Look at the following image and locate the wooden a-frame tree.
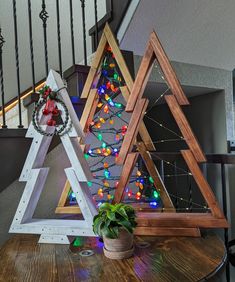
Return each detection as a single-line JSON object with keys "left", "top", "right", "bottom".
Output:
{"left": 9, "top": 70, "right": 97, "bottom": 244}
{"left": 55, "top": 23, "right": 175, "bottom": 215}
{"left": 115, "top": 30, "right": 228, "bottom": 236}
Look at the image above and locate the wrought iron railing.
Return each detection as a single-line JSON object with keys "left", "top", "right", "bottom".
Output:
{"left": 0, "top": 0, "right": 106, "bottom": 129}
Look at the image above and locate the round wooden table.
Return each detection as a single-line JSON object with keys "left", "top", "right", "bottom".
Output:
{"left": 0, "top": 234, "right": 226, "bottom": 281}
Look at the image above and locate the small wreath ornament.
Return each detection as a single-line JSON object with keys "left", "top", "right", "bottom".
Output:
{"left": 32, "top": 85, "right": 71, "bottom": 136}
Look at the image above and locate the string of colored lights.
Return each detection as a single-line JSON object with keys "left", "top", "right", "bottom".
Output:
{"left": 80, "top": 45, "right": 161, "bottom": 205}
{"left": 68, "top": 48, "right": 209, "bottom": 212}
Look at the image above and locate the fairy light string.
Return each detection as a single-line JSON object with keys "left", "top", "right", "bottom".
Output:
{"left": 68, "top": 49, "right": 209, "bottom": 212}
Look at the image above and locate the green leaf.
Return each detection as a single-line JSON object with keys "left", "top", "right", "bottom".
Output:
{"left": 119, "top": 220, "right": 133, "bottom": 234}
{"left": 107, "top": 211, "right": 116, "bottom": 221}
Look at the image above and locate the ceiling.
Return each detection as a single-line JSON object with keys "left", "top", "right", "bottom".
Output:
{"left": 121, "top": 0, "right": 235, "bottom": 71}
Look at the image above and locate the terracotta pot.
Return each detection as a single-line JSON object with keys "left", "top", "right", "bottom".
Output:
{"left": 103, "top": 229, "right": 134, "bottom": 259}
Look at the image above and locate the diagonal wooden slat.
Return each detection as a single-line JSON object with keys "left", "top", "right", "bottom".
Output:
{"left": 165, "top": 95, "right": 206, "bottom": 163}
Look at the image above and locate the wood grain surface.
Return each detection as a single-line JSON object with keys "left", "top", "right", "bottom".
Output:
{"left": 0, "top": 234, "right": 226, "bottom": 282}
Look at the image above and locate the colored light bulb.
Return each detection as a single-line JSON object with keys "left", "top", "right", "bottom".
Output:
{"left": 87, "top": 181, "right": 92, "bottom": 187}
{"left": 149, "top": 176, "right": 154, "bottom": 184}
{"left": 113, "top": 73, "right": 118, "bottom": 80}
{"left": 100, "top": 117, "right": 105, "bottom": 123}
{"left": 102, "top": 142, "right": 106, "bottom": 148}
{"left": 104, "top": 105, "right": 109, "bottom": 113}
{"left": 97, "top": 133, "right": 103, "bottom": 141}
{"left": 136, "top": 170, "right": 141, "bottom": 177}
{"left": 103, "top": 162, "right": 109, "bottom": 169}
{"left": 104, "top": 169, "right": 110, "bottom": 179}
{"left": 109, "top": 119, "right": 114, "bottom": 124}
{"left": 107, "top": 194, "right": 111, "bottom": 200}
{"left": 115, "top": 103, "right": 122, "bottom": 109}
{"left": 153, "top": 191, "right": 159, "bottom": 199}
{"left": 84, "top": 153, "right": 89, "bottom": 160}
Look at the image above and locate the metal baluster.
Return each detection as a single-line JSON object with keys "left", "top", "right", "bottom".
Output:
{"left": 12, "top": 0, "right": 23, "bottom": 128}
{"left": 28, "top": 0, "right": 35, "bottom": 93}
{"left": 56, "top": 0, "right": 62, "bottom": 75}
{"left": 174, "top": 160, "right": 179, "bottom": 209}
{"left": 221, "top": 163, "right": 230, "bottom": 282}
{"left": 69, "top": 0, "right": 75, "bottom": 65}
{"left": 94, "top": 0, "right": 98, "bottom": 49}
{"left": 39, "top": 0, "right": 49, "bottom": 76}
{"left": 0, "top": 27, "right": 7, "bottom": 128}
{"left": 80, "top": 0, "right": 87, "bottom": 65}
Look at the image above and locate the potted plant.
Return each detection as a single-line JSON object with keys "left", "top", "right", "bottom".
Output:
{"left": 93, "top": 202, "right": 137, "bottom": 259}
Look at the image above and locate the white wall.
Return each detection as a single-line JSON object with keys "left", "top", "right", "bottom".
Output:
{"left": 121, "top": 0, "right": 235, "bottom": 71}
{"left": 0, "top": 0, "right": 106, "bottom": 103}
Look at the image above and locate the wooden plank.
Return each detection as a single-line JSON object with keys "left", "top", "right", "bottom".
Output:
{"left": 181, "top": 150, "right": 225, "bottom": 219}
{"left": 60, "top": 134, "right": 93, "bottom": 181}
{"left": 81, "top": 32, "right": 107, "bottom": 98}
{"left": 116, "top": 98, "right": 149, "bottom": 165}
{"left": 55, "top": 206, "right": 81, "bottom": 214}
{"left": 19, "top": 128, "right": 54, "bottom": 181}
{"left": 136, "top": 212, "right": 229, "bottom": 228}
{"left": 125, "top": 42, "right": 155, "bottom": 112}
{"left": 113, "top": 153, "right": 139, "bottom": 203}
{"left": 57, "top": 180, "right": 71, "bottom": 208}
{"left": 80, "top": 89, "right": 99, "bottom": 133}
{"left": 134, "top": 227, "right": 201, "bottom": 237}
{"left": 137, "top": 142, "right": 175, "bottom": 211}
{"left": 48, "top": 70, "right": 85, "bottom": 138}
{"left": 165, "top": 95, "right": 206, "bottom": 163}
{"left": 150, "top": 31, "right": 189, "bottom": 106}
{"left": 120, "top": 86, "right": 155, "bottom": 151}
{"left": 104, "top": 23, "right": 133, "bottom": 91}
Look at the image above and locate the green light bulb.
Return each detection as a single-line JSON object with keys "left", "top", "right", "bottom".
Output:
{"left": 113, "top": 73, "right": 118, "bottom": 80}
{"left": 98, "top": 133, "right": 103, "bottom": 141}
{"left": 87, "top": 181, "right": 92, "bottom": 187}
{"left": 149, "top": 176, "right": 154, "bottom": 184}
{"left": 84, "top": 153, "right": 89, "bottom": 160}
{"left": 102, "top": 142, "right": 106, "bottom": 148}
{"left": 153, "top": 191, "right": 159, "bottom": 199}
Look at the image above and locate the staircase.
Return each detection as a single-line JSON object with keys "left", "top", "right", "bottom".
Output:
{"left": 0, "top": 0, "right": 134, "bottom": 193}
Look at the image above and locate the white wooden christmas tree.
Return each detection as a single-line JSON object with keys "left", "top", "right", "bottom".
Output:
{"left": 9, "top": 70, "right": 97, "bottom": 244}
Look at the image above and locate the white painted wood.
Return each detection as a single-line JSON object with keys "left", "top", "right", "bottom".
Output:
{"left": 19, "top": 128, "right": 54, "bottom": 181}
{"left": 61, "top": 134, "right": 93, "bottom": 181}
{"left": 39, "top": 235, "right": 70, "bottom": 244}
{"left": 65, "top": 168, "right": 97, "bottom": 224}
{"left": 48, "top": 70, "right": 85, "bottom": 138}
{"left": 10, "top": 70, "right": 97, "bottom": 244}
